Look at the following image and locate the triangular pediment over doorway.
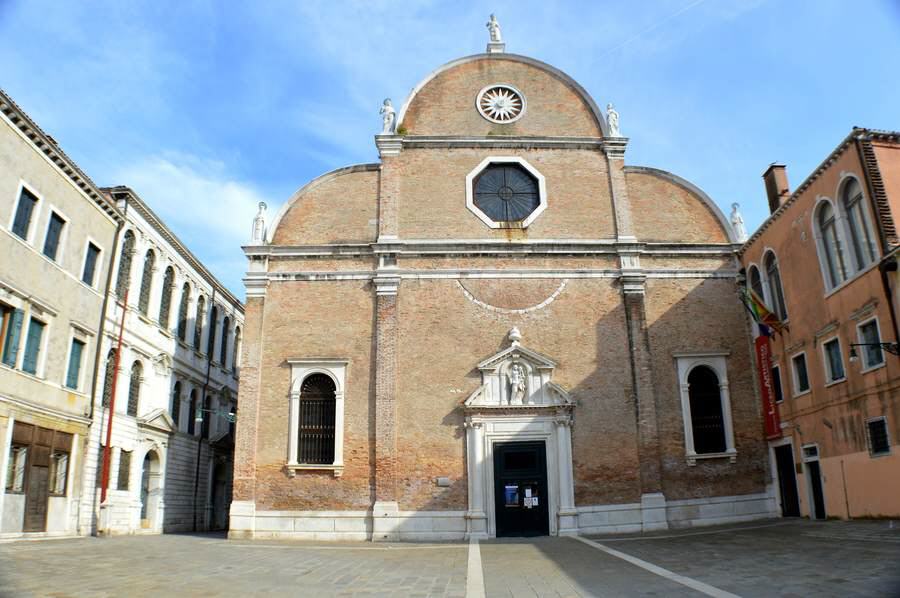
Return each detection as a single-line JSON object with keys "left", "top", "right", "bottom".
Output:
{"left": 465, "top": 328, "right": 573, "bottom": 410}
{"left": 138, "top": 408, "right": 176, "bottom": 435}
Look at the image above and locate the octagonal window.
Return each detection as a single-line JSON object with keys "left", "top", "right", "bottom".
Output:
{"left": 465, "top": 157, "right": 547, "bottom": 229}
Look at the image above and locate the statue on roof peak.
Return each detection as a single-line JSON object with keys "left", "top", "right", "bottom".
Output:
{"left": 486, "top": 14, "right": 502, "bottom": 43}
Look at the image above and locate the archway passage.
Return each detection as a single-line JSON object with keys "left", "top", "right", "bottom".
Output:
{"left": 140, "top": 450, "right": 161, "bottom": 529}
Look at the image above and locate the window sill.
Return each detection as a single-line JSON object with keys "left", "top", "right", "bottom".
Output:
{"left": 859, "top": 361, "right": 887, "bottom": 375}
{"left": 792, "top": 389, "right": 811, "bottom": 399}
{"left": 823, "top": 260, "right": 881, "bottom": 299}
{"left": 285, "top": 463, "right": 344, "bottom": 478}
{"left": 824, "top": 377, "right": 847, "bottom": 388}
{"left": 869, "top": 450, "right": 892, "bottom": 459}
{"left": 686, "top": 451, "right": 737, "bottom": 466}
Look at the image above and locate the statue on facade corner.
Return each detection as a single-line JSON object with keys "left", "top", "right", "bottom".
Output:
{"left": 486, "top": 14, "right": 502, "bottom": 43}
{"left": 251, "top": 201, "right": 268, "bottom": 244}
{"left": 606, "top": 103, "right": 621, "bottom": 137}
{"left": 380, "top": 98, "right": 396, "bottom": 134}
{"left": 730, "top": 202, "right": 748, "bottom": 242}
{"left": 508, "top": 363, "right": 526, "bottom": 404}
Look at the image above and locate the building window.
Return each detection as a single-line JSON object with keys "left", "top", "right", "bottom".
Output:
{"left": 675, "top": 355, "right": 735, "bottom": 463}
{"left": 117, "top": 450, "right": 131, "bottom": 490}
{"left": 763, "top": 251, "right": 788, "bottom": 321}
{"left": 171, "top": 381, "right": 182, "bottom": 428}
{"left": 207, "top": 304, "right": 218, "bottom": 357}
{"left": 201, "top": 394, "right": 212, "bottom": 439}
{"left": 771, "top": 364, "right": 784, "bottom": 403}
{"left": 127, "top": 361, "right": 142, "bottom": 417}
{"left": 158, "top": 266, "right": 175, "bottom": 329}
{"left": 138, "top": 250, "right": 155, "bottom": 316}
{"left": 857, "top": 318, "right": 885, "bottom": 370}
{"left": 188, "top": 390, "right": 198, "bottom": 435}
{"left": 866, "top": 417, "right": 891, "bottom": 456}
{"left": 65, "top": 337, "right": 86, "bottom": 390}
{"left": 792, "top": 352, "right": 810, "bottom": 395}
{"left": 82, "top": 242, "right": 101, "bottom": 286}
{"left": 42, "top": 211, "right": 66, "bottom": 261}
{"left": 194, "top": 296, "right": 205, "bottom": 351}
{"left": 21, "top": 317, "right": 45, "bottom": 375}
{"left": 102, "top": 348, "right": 117, "bottom": 407}
{"left": 748, "top": 265, "right": 764, "bottom": 301}
{"left": 49, "top": 451, "right": 69, "bottom": 495}
{"left": 232, "top": 327, "right": 241, "bottom": 374}
{"left": 297, "top": 374, "right": 336, "bottom": 464}
{"left": 5, "top": 445, "right": 27, "bottom": 492}
{"left": 115, "top": 230, "right": 135, "bottom": 300}
{"left": 177, "top": 283, "right": 190, "bottom": 341}
{"left": 841, "top": 178, "right": 877, "bottom": 271}
{"left": 816, "top": 201, "right": 848, "bottom": 289}
{"left": 11, "top": 187, "right": 38, "bottom": 241}
{"left": 822, "top": 338, "right": 845, "bottom": 384}
{"left": 465, "top": 157, "right": 548, "bottom": 229}
{"left": 220, "top": 316, "right": 230, "bottom": 366}
{"left": 1, "top": 305, "right": 24, "bottom": 368}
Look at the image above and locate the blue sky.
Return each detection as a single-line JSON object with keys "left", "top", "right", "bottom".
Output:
{"left": 1, "top": 1, "right": 899, "bottom": 297}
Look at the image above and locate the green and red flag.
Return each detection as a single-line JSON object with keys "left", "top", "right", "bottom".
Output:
{"left": 741, "top": 287, "right": 787, "bottom": 334}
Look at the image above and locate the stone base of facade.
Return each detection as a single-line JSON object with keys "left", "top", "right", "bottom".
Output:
{"left": 229, "top": 493, "right": 777, "bottom": 541}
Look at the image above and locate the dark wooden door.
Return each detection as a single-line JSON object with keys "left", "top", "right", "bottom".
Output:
{"left": 774, "top": 445, "right": 800, "bottom": 517}
{"left": 24, "top": 456, "right": 49, "bottom": 533}
{"left": 493, "top": 442, "right": 549, "bottom": 537}
{"left": 807, "top": 461, "right": 826, "bottom": 520}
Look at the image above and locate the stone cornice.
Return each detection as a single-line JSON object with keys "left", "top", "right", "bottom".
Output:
{"left": 400, "top": 135, "right": 606, "bottom": 151}
{"left": 0, "top": 88, "right": 121, "bottom": 222}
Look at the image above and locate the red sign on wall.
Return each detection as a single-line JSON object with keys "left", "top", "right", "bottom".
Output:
{"left": 755, "top": 335, "right": 781, "bottom": 439}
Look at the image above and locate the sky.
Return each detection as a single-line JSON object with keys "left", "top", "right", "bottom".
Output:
{"left": 1, "top": 0, "right": 899, "bottom": 298}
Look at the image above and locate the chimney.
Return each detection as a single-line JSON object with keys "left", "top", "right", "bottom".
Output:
{"left": 762, "top": 163, "right": 790, "bottom": 214}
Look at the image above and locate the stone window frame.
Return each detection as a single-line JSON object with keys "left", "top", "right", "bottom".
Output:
{"left": 674, "top": 352, "right": 737, "bottom": 466}
{"left": 465, "top": 156, "right": 547, "bottom": 229}
{"left": 820, "top": 335, "right": 846, "bottom": 386}
{"left": 865, "top": 416, "right": 891, "bottom": 457}
{"left": 790, "top": 350, "right": 811, "bottom": 397}
{"left": 771, "top": 363, "right": 784, "bottom": 404}
{"left": 836, "top": 173, "right": 879, "bottom": 273}
{"left": 8, "top": 180, "right": 43, "bottom": 245}
{"left": 40, "top": 204, "right": 70, "bottom": 264}
{"left": 79, "top": 237, "right": 104, "bottom": 289}
{"left": 856, "top": 316, "right": 887, "bottom": 373}
{"left": 285, "top": 359, "right": 347, "bottom": 477}
{"left": 63, "top": 325, "right": 91, "bottom": 393}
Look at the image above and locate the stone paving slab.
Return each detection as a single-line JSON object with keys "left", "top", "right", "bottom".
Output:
{"left": 589, "top": 520, "right": 900, "bottom": 598}
{"left": 479, "top": 537, "right": 698, "bottom": 597}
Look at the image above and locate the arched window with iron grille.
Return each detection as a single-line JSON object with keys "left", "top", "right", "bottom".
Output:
{"left": 102, "top": 349, "right": 117, "bottom": 407}
{"left": 159, "top": 266, "right": 175, "bottom": 329}
{"left": 171, "top": 381, "right": 182, "bottom": 428}
{"left": 688, "top": 366, "right": 726, "bottom": 454}
{"left": 220, "top": 316, "right": 230, "bottom": 366}
{"left": 127, "top": 361, "right": 142, "bottom": 417}
{"left": 194, "top": 296, "right": 205, "bottom": 350}
{"left": 297, "top": 373, "right": 336, "bottom": 464}
{"left": 177, "top": 283, "right": 190, "bottom": 341}
{"left": 138, "top": 250, "right": 156, "bottom": 316}
{"left": 115, "top": 231, "right": 135, "bottom": 300}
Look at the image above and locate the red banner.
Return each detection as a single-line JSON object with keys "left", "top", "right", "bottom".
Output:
{"left": 755, "top": 335, "right": 781, "bottom": 439}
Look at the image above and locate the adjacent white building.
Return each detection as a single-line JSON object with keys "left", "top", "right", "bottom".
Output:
{"left": 82, "top": 186, "right": 244, "bottom": 535}
{"left": 0, "top": 89, "right": 121, "bottom": 538}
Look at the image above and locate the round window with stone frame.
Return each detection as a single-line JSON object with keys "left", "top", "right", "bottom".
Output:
{"left": 473, "top": 163, "right": 540, "bottom": 224}
{"left": 476, "top": 84, "right": 526, "bottom": 124}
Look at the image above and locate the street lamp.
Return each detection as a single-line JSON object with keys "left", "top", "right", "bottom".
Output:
{"left": 848, "top": 342, "right": 900, "bottom": 363}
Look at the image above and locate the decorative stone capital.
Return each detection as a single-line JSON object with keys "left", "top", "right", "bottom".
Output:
{"left": 603, "top": 137, "right": 629, "bottom": 159}
{"left": 375, "top": 135, "right": 402, "bottom": 157}
{"left": 464, "top": 419, "right": 484, "bottom": 429}
{"left": 373, "top": 273, "right": 401, "bottom": 296}
{"left": 244, "top": 274, "right": 269, "bottom": 299}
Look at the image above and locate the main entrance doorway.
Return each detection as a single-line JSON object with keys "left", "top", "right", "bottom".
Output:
{"left": 773, "top": 444, "right": 800, "bottom": 517}
{"left": 493, "top": 442, "right": 549, "bottom": 537}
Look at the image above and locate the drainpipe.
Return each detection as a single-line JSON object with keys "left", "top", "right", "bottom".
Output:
{"left": 193, "top": 287, "right": 216, "bottom": 532}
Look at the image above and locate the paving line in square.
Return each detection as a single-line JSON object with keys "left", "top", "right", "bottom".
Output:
{"left": 572, "top": 535, "right": 740, "bottom": 598}
{"left": 466, "top": 537, "right": 485, "bottom": 598}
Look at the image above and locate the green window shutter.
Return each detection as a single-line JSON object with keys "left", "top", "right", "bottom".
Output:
{"left": 21, "top": 319, "right": 45, "bottom": 375}
{"left": 11, "top": 191, "right": 37, "bottom": 239}
{"left": 2, "top": 309, "right": 24, "bottom": 367}
{"left": 66, "top": 339, "right": 85, "bottom": 389}
{"left": 42, "top": 213, "right": 65, "bottom": 260}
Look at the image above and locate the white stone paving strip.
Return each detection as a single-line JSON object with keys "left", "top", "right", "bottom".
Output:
{"left": 600, "top": 521, "right": 791, "bottom": 542}
{"left": 573, "top": 536, "right": 741, "bottom": 598}
{"left": 466, "top": 537, "right": 486, "bottom": 598}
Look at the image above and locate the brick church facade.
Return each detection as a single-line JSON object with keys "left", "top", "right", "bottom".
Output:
{"left": 230, "top": 41, "right": 776, "bottom": 540}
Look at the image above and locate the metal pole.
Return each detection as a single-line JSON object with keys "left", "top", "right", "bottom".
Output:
{"left": 193, "top": 287, "right": 216, "bottom": 532}
{"left": 99, "top": 287, "right": 129, "bottom": 505}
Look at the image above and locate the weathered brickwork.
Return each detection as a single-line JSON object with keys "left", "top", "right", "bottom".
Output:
{"left": 232, "top": 51, "right": 772, "bottom": 540}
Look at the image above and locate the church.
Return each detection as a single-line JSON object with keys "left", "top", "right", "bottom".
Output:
{"left": 230, "top": 23, "right": 775, "bottom": 540}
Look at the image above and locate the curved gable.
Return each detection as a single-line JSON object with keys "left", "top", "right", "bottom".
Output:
{"left": 270, "top": 164, "right": 380, "bottom": 245}
{"left": 398, "top": 54, "right": 606, "bottom": 138}
{"left": 624, "top": 166, "right": 733, "bottom": 244}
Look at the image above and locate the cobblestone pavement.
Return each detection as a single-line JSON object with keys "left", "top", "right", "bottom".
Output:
{"left": 0, "top": 520, "right": 898, "bottom": 597}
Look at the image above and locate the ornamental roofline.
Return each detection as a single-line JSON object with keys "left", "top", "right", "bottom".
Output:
{"left": 738, "top": 127, "right": 900, "bottom": 255}
{"left": 103, "top": 185, "right": 244, "bottom": 312}
{"left": 0, "top": 88, "right": 121, "bottom": 222}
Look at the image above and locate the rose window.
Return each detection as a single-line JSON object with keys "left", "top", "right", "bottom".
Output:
{"left": 476, "top": 84, "right": 525, "bottom": 124}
